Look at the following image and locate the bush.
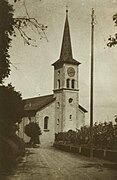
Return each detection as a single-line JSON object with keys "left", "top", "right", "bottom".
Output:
{"left": 24, "top": 122, "right": 42, "bottom": 138}
{"left": 55, "top": 122, "right": 117, "bottom": 150}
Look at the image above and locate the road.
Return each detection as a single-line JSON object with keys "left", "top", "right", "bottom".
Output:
{"left": 0, "top": 145, "right": 117, "bottom": 180}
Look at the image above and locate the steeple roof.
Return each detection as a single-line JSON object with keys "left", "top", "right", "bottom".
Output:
{"left": 52, "top": 10, "right": 81, "bottom": 68}
{"left": 60, "top": 9, "right": 72, "bottom": 61}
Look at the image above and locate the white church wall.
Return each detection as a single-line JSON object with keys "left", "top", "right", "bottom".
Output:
{"left": 54, "top": 91, "right": 64, "bottom": 133}
{"left": 63, "top": 90, "right": 79, "bottom": 131}
{"left": 36, "top": 101, "right": 55, "bottom": 144}
{"left": 54, "top": 65, "right": 65, "bottom": 89}
{"left": 78, "top": 109, "right": 85, "bottom": 129}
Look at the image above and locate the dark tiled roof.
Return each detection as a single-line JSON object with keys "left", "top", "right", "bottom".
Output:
{"left": 23, "top": 110, "right": 36, "bottom": 117}
{"left": 23, "top": 94, "right": 87, "bottom": 114}
{"left": 23, "top": 94, "right": 56, "bottom": 112}
{"left": 52, "top": 58, "right": 81, "bottom": 68}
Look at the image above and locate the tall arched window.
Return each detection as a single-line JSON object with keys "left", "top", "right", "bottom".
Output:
{"left": 71, "top": 79, "right": 75, "bottom": 89}
{"left": 44, "top": 116, "right": 49, "bottom": 129}
{"left": 57, "top": 79, "right": 60, "bottom": 88}
{"left": 66, "top": 79, "right": 70, "bottom": 88}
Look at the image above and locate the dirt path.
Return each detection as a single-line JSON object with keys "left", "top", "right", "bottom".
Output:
{"left": 0, "top": 145, "right": 117, "bottom": 180}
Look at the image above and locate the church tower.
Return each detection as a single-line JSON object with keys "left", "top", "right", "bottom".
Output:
{"left": 52, "top": 10, "right": 81, "bottom": 133}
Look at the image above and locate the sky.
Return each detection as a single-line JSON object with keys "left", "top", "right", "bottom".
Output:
{"left": 7, "top": 0, "right": 117, "bottom": 124}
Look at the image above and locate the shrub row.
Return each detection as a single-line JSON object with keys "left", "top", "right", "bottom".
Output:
{"left": 55, "top": 122, "right": 117, "bottom": 150}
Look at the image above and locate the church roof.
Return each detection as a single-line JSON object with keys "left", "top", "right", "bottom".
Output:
{"left": 79, "top": 105, "right": 88, "bottom": 113}
{"left": 52, "top": 10, "right": 81, "bottom": 68}
{"left": 23, "top": 94, "right": 56, "bottom": 112}
{"left": 23, "top": 94, "right": 87, "bottom": 116}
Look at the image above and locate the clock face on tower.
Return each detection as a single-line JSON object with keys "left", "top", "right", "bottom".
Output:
{"left": 67, "top": 67, "right": 75, "bottom": 77}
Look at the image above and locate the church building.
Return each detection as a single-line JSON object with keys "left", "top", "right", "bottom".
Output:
{"left": 19, "top": 10, "right": 87, "bottom": 144}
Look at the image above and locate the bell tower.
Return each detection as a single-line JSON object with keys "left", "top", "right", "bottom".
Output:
{"left": 52, "top": 10, "right": 81, "bottom": 133}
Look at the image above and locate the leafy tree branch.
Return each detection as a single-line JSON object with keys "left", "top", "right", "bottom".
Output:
{"left": 107, "top": 13, "right": 117, "bottom": 47}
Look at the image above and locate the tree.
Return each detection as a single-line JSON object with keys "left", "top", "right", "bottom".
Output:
{"left": 0, "top": 84, "right": 24, "bottom": 126}
{"left": 0, "top": 1, "right": 24, "bottom": 128}
{"left": 0, "top": 0, "right": 47, "bottom": 83}
{"left": 0, "top": 0, "right": 46, "bottom": 165}
{"left": 0, "top": 1, "right": 24, "bottom": 138}
{"left": 0, "top": 0, "right": 15, "bottom": 84}
{"left": 0, "top": 0, "right": 47, "bottom": 128}
{"left": 13, "top": 1, "right": 48, "bottom": 46}
{"left": 24, "top": 122, "right": 42, "bottom": 146}
{"left": 107, "top": 13, "right": 117, "bottom": 47}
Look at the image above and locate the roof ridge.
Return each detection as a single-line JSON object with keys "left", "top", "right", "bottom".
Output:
{"left": 23, "top": 94, "right": 54, "bottom": 101}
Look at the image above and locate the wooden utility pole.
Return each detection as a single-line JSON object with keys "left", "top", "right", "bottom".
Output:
{"left": 90, "top": 8, "right": 95, "bottom": 158}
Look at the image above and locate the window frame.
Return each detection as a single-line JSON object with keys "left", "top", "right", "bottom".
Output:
{"left": 66, "top": 78, "right": 70, "bottom": 88}
{"left": 44, "top": 116, "right": 49, "bottom": 130}
{"left": 71, "top": 79, "right": 75, "bottom": 89}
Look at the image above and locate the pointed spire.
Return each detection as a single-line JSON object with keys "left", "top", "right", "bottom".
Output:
{"left": 52, "top": 9, "right": 81, "bottom": 68}
{"left": 60, "top": 9, "right": 73, "bottom": 60}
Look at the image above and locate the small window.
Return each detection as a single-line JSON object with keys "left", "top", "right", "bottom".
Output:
{"left": 57, "top": 79, "right": 60, "bottom": 88}
{"left": 69, "top": 114, "right": 72, "bottom": 120}
{"left": 44, "top": 116, "right": 49, "bottom": 129}
{"left": 66, "top": 79, "right": 70, "bottom": 88}
{"left": 57, "top": 102, "right": 60, "bottom": 109}
{"left": 58, "top": 71, "right": 60, "bottom": 75}
{"left": 57, "top": 119, "right": 59, "bottom": 125}
{"left": 69, "top": 98, "right": 73, "bottom": 103}
{"left": 71, "top": 79, "right": 75, "bottom": 89}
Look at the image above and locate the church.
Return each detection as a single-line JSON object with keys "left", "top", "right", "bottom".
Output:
{"left": 19, "top": 10, "right": 88, "bottom": 144}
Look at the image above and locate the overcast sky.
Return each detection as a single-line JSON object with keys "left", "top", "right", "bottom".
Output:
{"left": 7, "top": 0, "right": 117, "bottom": 124}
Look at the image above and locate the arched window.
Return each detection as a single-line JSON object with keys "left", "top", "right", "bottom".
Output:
{"left": 44, "top": 116, "right": 49, "bottom": 129}
{"left": 66, "top": 79, "right": 70, "bottom": 88}
{"left": 71, "top": 79, "right": 75, "bottom": 89}
{"left": 57, "top": 79, "right": 60, "bottom": 88}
